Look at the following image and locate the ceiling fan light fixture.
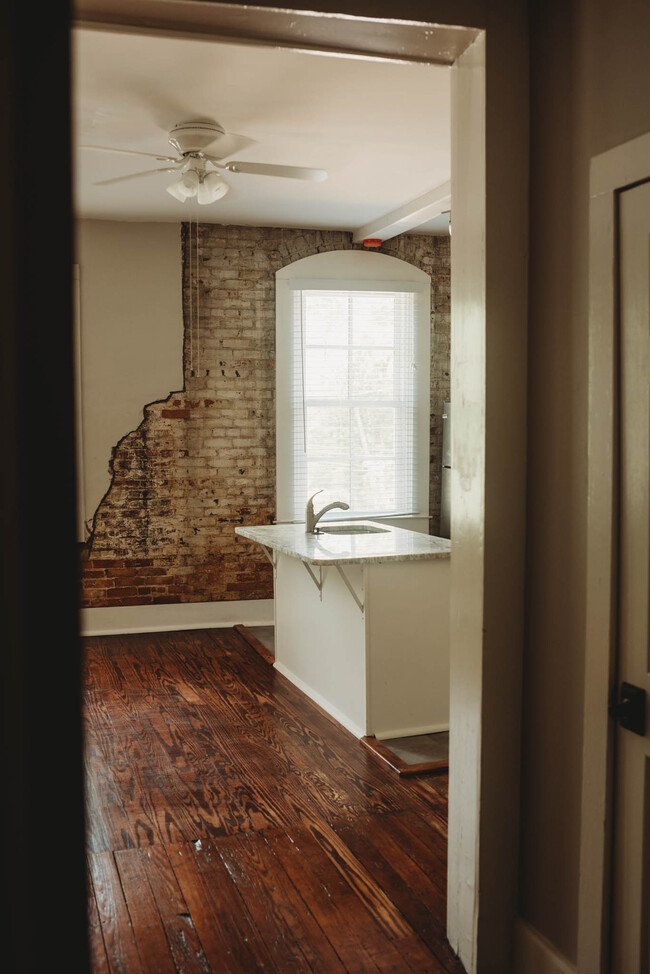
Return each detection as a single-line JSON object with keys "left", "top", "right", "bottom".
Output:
{"left": 89, "top": 119, "right": 327, "bottom": 204}
{"left": 166, "top": 180, "right": 188, "bottom": 202}
{"left": 166, "top": 170, "right": 199, "bottom": 202}
{"left": 197, "top": 171, "right": 229, "bottom": 205}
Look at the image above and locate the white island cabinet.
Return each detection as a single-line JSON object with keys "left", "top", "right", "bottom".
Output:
{"left": 235, "top": 522, "right": 451, "bottom": 741}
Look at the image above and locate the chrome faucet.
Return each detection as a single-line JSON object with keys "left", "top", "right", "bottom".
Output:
{"left": 305, "top": 490, "right": 350, "bottom": 533}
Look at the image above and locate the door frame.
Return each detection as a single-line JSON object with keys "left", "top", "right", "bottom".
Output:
{"left": 577, "top": 129, "right": 650, "bottom": 973}
{"left": 72, "top": 3, "right": 529, "bottom": 971}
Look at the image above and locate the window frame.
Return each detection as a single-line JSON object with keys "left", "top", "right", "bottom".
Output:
{"left": 276, "top": 250, "right": 430, "bottom": 524}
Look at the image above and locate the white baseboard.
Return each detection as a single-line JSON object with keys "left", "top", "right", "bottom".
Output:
{"left": 274, "top": 661, "right": 366, "bottom": 739}
{"left": 375, "top": 722, "right": 449, "bottom": 740}
{"left": 80, "top": 599, "right": 275, "bottom": 636}
{"left": 514, "top": 918, "right": 577, "bottom": 974}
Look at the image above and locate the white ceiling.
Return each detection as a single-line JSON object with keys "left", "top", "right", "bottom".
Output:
{"left": 72, "top": 28, "right": 451, "bottom": 235}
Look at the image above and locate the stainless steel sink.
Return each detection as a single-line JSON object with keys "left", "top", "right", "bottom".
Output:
{"left": 315, "top": 524, "right": 389, "bottom": 535}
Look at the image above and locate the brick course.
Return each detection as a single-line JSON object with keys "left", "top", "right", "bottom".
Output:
{"left": 80, "top": 225, "right": 450, "bottom": 608}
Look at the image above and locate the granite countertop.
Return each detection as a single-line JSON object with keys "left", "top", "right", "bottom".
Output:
{"left": 235, "top": 521, "right": 451, "bottom": 566}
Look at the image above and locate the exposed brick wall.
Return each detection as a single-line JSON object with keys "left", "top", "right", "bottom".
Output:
{"left": 80, "top": 225, "right": 450, "bottom": 608}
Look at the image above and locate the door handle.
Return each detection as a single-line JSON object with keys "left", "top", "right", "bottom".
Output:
{"left": 609, "top": 682, "right": 646, "bottom": 736}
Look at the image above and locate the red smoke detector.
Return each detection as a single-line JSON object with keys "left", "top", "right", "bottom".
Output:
{"left": 362, "top": 238, "right": 382, "bottom": 247}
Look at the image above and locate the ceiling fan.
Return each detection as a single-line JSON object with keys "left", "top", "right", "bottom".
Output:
{"left": 81, "top": 118, "right": 328, "bottom": 204}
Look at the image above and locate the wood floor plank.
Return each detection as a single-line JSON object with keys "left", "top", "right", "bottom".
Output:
{"left": 266, "top": 826, "right": 383, "bottom": 973}
{"left": 113, "top": 848, "right": 177, "bottom": 974}
{"left": 267, "top": 823, "right": 444, "bottom": 973}
{"left": 203, "top": 627, "right": 450, "bottom": 822}
{"left": 306, "top": 818, "right": 418, "bottom": 943}
{"left": 233, "top": 623, "right": 275, "bottom": 664}
{"left": 136, "top": 844, "right": 210, "bottom": 973}
{"left": 185, "top": 693, "right": 380, "bottom": 829}
{"left": 85, "top": 688, "right": 192, "bottom": 847}
{"left": 97, "top": 655, "right": 305, "bottom": 840}
{"left": 170, "top": 630, "right": 415, "bottom": 819}
{"left": 235, "top": 830, "right": 348, "bottom": 973}
{"left": 303, "top": 819, "right": 450, "bottom": 973}
{"left": 128, "top": 703, "right": 274, "bottom": 838}
{"left": 132, "top": 646, "right": 381, "bottom": 836}
{"left": 84, "top": 737, "right": 122, "bottom": 854}
{"left": 215, "top": 831, "right": 327, "bottom": 971}
{"left": 129, "top": 693, "right": 300, "bottom": 839}
{"left": 83, "top": 629, "right": 466, "bottom": 974}
{"left": 404, "top": 800, "right": 450, "bottom": 844}
{"left": 83, "top": 700, "right": 142, "bottom": 850}
{"left": 86, "top": 865, "right": 110, "bottom": 974}
{"left": 411, "top": 774, "right": 449, "bottom": 815}
{"left": 373, "top": 811, "right": 448, "bottom": 896}
{"left": 92, "top": 681, "right": 258, "bottom": 842}
{"left": 166, "top": 842, "right": 256, "bottom": 974}
{"left": 331, "top": 816, "right": 463, "bottom": 973}
{"left": 191, "top": 837, "right": 279, "bottom": 971}
{"left": 88, "top": 852, "right": 144, "bottom": 974}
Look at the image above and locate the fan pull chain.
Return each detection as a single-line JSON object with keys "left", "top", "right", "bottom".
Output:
{"left": 196, "top": 214, "right": 201, "bottom": 378}
{"left": 188, "top": 214, "right": 194, "bottom": 378}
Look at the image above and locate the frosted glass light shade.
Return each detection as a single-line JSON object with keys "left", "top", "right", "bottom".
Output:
{"left": 166, "top": 170, "right": 200, "bottom": 201}
{"left": 197, "top": 171, "right": 229, "bottom": 204}
{"left": 166, "top": 180, "right": 187, "bottom": 201}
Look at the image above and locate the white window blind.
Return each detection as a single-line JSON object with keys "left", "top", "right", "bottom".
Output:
{"left": 285, "top": 283, "right": 424, "bottom": 521}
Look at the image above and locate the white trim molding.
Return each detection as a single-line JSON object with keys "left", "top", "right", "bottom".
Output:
{"left": 578, "top": 129, "right": 650, "bottom": 974}
{"left": 275, "top": 249, "right": 431, "bottom": 526}
{"left": 80, "top": 598, "right": 274, "bottom": 636}
{"left": 514, "top": 919, "right": 577, "bottom": 974}
{"left": 375, "top": 722, "right": 449, "bottom": 740}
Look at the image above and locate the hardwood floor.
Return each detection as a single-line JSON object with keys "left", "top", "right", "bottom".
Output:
{"left": 83, "top": 627, "right": 465, "bottom": 973}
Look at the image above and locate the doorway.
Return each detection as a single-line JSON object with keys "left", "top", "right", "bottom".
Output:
{"left": 1, "top": 3, "right": 529, "bottom": 972}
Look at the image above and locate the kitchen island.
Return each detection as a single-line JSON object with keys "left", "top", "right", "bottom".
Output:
{"left": 235, "top": 521, "right": 451, "bottom": 740}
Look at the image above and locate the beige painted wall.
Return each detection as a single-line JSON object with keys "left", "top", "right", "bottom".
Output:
{"left": 521, "top": 0, "right": 650, "bottom": 962}
{"left": 74, "top": 220, "right": 184, "bottom": 527}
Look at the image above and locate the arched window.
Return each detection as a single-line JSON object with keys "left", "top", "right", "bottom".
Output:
{"left": 276, "top": 250, "right": 430, "bottom": 524}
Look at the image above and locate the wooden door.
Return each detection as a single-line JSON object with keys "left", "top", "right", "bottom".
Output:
{"left": 612, "top": 178, "right": 650, "bottom": 972}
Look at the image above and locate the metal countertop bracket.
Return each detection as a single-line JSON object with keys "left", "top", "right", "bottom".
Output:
{"left": 259, "top": 544, "right": 277, "bottom": 571}
{"left": 336, "top": 565, "right": 365, "bottom": 613}
{"left": 302, "top": 561, "right": 325, "bottom": 600}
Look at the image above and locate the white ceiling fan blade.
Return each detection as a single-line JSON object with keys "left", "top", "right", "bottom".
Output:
{"left": 223, "top": 161, "right": 327, "bottom": 182}
{"left": 80, "top": 145, "right": 179, "bottom": 163}
{"left": 199, "top": 132, "right": 256, "bottom": 160}
{"left": 93, "top": 167, "right": 178, "bottom": 186}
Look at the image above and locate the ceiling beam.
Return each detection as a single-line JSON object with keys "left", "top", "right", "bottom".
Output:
{"left": 74, "top": 2, "right": 480, "bottom": 65}
{"left": 352, "top": 180, "right": 451, "bottom": 243}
